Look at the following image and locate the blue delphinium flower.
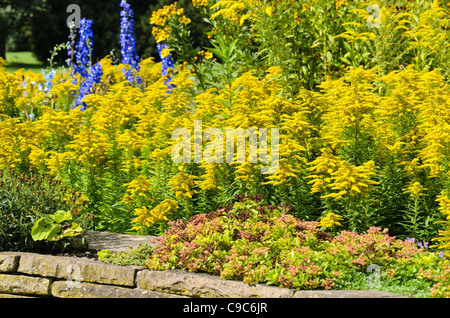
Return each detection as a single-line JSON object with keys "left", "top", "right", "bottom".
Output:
{"left": 21, "top": 81, "right": 28, "bottom": 97}
{"left": 156, "top": 42, "right": 176, "bottom": 93}
{"left": 40, "top": 69, "right": 56, "bottom": 94}
{"left": 74, "top": 62, "right": 103, "bottom": 111}
{"left": 120, "top": 0, "right": 141, "bottom": 83}
{"left": 73, "top": 18, "right": 93, "bottom": 80}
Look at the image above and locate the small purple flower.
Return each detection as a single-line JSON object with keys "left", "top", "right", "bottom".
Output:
{"left": 405, "top": 237, "right": 416, "bottom": 244}
{"left": 417, "top": 242, "right": 423, "bottom": 249}
{"left": 438, "top": 252, "right": 444, "bottom": 258}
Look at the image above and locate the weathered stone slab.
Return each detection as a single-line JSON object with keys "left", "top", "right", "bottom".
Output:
{"left": 0, "top": 293, "right": 36, "bottom": 298}
{"left": 18, "top": 254, "right": 137, "bottom": 286}
{"left": 136, "top": 269, "right": 298, "bottom": 298}
{"left": 0, "top": 254, "right": 20, "bottom": 273}
{"left": 84, "top": 231, "right": 159, "bottom": 253}
{"left": 136, "top": 269, "right": 407, "bottom": 298}
{"left": 51, "top": 281, "right": 189, "bottom": 298}
{"left": 0, "top": 274, "right": 51, "bottom": 296}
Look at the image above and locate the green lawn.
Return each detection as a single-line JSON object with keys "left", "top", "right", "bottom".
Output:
{"left": 5, "top": 51, "right": 43, "bottom": 74}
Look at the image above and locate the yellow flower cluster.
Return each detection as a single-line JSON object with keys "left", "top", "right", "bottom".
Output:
{"left": 432, "top": 193, "right": 450, "bottom": 257}
{"left": 293, "top": 12, "right": 301, "bottom": 25}
{"left": 168, "top": 171, "right": 198, "bottom": 199}
{"left": 210, "top": 1, "right": 247, "bottom": 22}
{"left": 1, "top": 28, "right": 449, "bottom": 242}
{"left": 196, "top": 50, "right": 213, "bottom": 61}
{"left": 0, "top": 117, "right": 40, "bottom": 169}
{"left": 403, "top": 2, "right": 449, "bottom": 55}
{"left": 335, "top": 0, "right": 347, "bottom": 9}
{"left": 0, "top": 72, "right": 28, "bottom": 117}
{"left": 309, "top": 149, "right": 379, "bottom": 201}
{"left": 67, "top": 126, "right": 110, "bottom": 167}
{"left": 150, "top": 2, "right": 191, "bottom": 43}
{"left": 192, "top": 0, "right": 210, "bottom": 7}
{"left": 198, "top": 162, "right": 220, "bottom": 191}
{"left": 122, "top": 175, "right": 153, "bottom": 206}
{"left": 132, "top": 199, "right": 178, "bottom": 231}
{"left": 404, "top": 181, "right": 427, "bottom": 198}
{"left": 319, "top": 212, "right": 343, "bottom": 228}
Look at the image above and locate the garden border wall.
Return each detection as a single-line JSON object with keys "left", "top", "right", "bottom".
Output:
{"left": 0, "top": 251, "right": 405, "bottom": 298}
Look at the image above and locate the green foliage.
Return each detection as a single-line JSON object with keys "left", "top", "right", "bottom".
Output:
{"left": 98, "top": 197, "right": 448, "bottom": 296}
{"left": 2, "top": 0, "right": 449, "bottom": 262}
{"left": 0, "top": 167, "right": 90, "bottom": 252}
{"left": 31, "top": 210, "right": 83, "bottom": 242}
{"left": 97, "top": 243, "right": 155, "bottom": 266}
{"left": 333, "top": 271, "right": 433, "bottom": 298}
{"left": 167, "top": 0, "right": 449, "bottom": 95}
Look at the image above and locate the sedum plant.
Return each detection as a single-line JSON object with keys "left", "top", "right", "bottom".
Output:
{"left": 99, "top": 196, "right": 448, "bottom": 297}
{"left": 143, "top": 196, "right": 447, "bottom": 295}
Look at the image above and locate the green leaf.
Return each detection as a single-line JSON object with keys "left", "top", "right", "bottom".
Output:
{"left": 326, "top": 51, "right": 333, "bottom": 63}
{"left": 50, "top": 223, "right": 83, "bottom": 241}
{"left": 340, "top": 56, "right": 351, "bottom": 65}
{"left": 31, "top": 218, "right": 61, "bottom": 241}
{"left": 51, "top": 210, "right": 72, "bottom": 224}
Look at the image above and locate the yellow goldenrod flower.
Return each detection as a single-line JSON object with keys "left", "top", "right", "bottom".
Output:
{"left": 168, "top": 172, "right": 198, "bottom": 199}
{"left": 431, "top": 193, "right": 450, "bottom": 257}
{"left": 404, "top": 181, "right": 427, "bottom": 198}
{"left": 132, "top": 199, "right": 178, "bottom": 231}
{"left": 122, "top": 175, "right": 153, "bottom": 207}
{"left": 335, "top": 0, "right": 347, "bottom": 9}
{"left": 265, "top": 6, "right": 274, "bottom": 17}
{"left": 319, "top": 213, "right": 344, "bottom": 228}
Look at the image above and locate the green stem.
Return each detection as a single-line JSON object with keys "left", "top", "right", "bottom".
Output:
{"left": 412, "top": 197, "right": 419, "bottom": 238}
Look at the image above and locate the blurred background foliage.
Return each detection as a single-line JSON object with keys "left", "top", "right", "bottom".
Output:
{"left": 0, "top": 0, "right": 210, "bottom": 65}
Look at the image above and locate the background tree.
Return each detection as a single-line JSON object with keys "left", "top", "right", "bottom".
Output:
{"left": 0, "top": 0, "right": 45, "bottom": 60}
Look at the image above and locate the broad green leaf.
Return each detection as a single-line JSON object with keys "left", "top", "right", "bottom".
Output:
{"left": 52, "top": 210, "right": 72, "bottom": 224}
{"left": 50, "top": 223, "right": 83, "bottom": 241}
{"left": 31, "top": 218, "right": 61, "bottom": 241}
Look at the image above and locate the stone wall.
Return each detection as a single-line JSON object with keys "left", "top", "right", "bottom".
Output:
{"left": 0, "top": 251, "right": 406, "bottom": 298}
